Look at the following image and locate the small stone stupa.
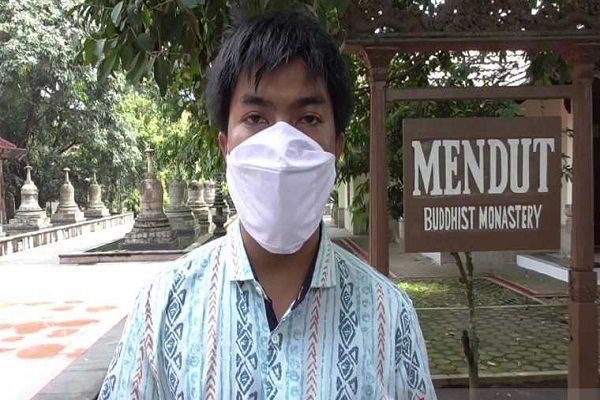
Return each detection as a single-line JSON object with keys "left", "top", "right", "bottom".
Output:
{"left": 187, "top": 180, "right": 211, "bottom": 235}
{"left": 210, "top": 174, "right": 228, "bottom": 239}
{"left": 8, "top": 166, "right": 51, "bottom": 233}
{"left": 204, "top": 180, "right": 216, "bottom": 227}
{"left": 124, "top": 149, "right": 177, "bottom": 250}
{"left": 204, "top": 180, "right": 216, "bottom": 207}
{"left": 165, "top": 173, "right": 200, "bottom": 246}
{"left": 50, "top": 167, "right": 85, "bottom": 224}
{"left": 84, "top": 172, "right": 110, "bottom": 219}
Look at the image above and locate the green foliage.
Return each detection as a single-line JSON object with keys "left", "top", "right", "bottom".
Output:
{"left": 528, "top": 51, "right": 571, "bottom": 85}
{"left": 0, "top": 0, "right": 143, "bottom": 209}
{"left": 75, "top": 0, "right": 557, "bottom": 225}
{"left": 339, "top": 52, "right": 520, "bottom": 222}
{"left": 75, "top": 0, "right": 349, "bottom": 176}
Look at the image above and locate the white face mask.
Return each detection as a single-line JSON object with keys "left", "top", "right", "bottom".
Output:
{"left": 226, "top": 122, "right": 336, "bottom": 254}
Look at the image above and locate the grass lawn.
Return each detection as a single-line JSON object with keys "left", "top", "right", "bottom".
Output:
{"left": 395, "top": 278, "right": 540, "bottom": 308}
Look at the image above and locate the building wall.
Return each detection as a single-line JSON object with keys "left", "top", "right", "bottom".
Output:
{"left": 335, "top": 175, "right": 368, "bottom": 235}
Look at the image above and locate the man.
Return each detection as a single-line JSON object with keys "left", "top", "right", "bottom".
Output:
{"left": 99, "top": 11, "right": 436, "bottom": 400}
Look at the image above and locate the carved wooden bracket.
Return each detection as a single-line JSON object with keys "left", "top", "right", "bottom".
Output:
{"left": 559, "top": 43, "right": 600, "bottom": 82}
{"left": 358, "top": 47, "right": 396, "bottom": 82}
{"left": 560, "top": 43, "right": 600, "bottom": 64}
{"left": 341, "top": 0, "right": 600, "bottom": 39}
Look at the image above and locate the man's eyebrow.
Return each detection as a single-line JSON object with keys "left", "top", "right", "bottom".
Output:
{"left": 240, "top": 94, "right": 275, "bottom": 109}
{"left": 293, "top": 95, "right": 327, "bottom": 108}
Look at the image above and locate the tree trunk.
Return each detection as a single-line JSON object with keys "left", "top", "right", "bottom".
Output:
{"left": 19, "top": 90, "right": 41, "bottom": 150}
{"left": 452, "top": 252, "right": 479, "bottom": 400}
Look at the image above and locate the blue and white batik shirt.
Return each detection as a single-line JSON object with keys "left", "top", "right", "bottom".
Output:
{"left": 99, "top": 220, "right": 437, "bottom": 400}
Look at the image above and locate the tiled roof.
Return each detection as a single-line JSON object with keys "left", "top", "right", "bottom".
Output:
{"left": 0, "top": 137, "right": 27, "bottom": 160}
{"left": 0, "top": 137, "right": 17, "bottom": 149}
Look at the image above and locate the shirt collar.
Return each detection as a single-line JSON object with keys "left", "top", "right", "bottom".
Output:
{"left": 225, "top": 219, "right": 337, "bottom": 288}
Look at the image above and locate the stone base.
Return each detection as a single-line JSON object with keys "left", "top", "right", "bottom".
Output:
{"left": 166, "top": 211, "right": 198, "bottom": 232}
{"left": 8, "top": 212, "right": 52, "bottom": 233}
{"left": 166, "top": 211, "right": 200, "bottom": 249}
{"left": 196, "top": 222, "right": 210, "bottom": 235}
{"left": 123, "top": 216, "right": 178, "bottom": 250}
{"left": 51, "top": 207, "right": 85, "bottom": 224}
{"left": 189, "top": 207, "right": 211, "bottom": 235}
{"left": 84, "top": 207, "right": 111, "bottom": 219}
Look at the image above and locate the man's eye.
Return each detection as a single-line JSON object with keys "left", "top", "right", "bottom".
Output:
{"left": 299, "top": 115, "right": 322, "bottom": 126}
{"left": 245, "top": 114, "right": 267, "bottom": 125}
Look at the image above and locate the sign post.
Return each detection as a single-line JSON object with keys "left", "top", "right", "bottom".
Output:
{"left": 403, "top": 117, "right": 562, "bottom": 253}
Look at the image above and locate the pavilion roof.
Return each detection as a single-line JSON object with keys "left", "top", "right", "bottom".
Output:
{"left": 0, "top": 137, "right": 27, "bottom": 161}
{"left": 341, "top": 0, "right": 600, "bottom": 52}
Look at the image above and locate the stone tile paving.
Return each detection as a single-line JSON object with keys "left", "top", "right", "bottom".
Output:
{"left": 418, "top": 305, "right": 572, "bottom": 377}
{"left": 330, "top": 232, "right": 583, "bottom": 380}
{"left": 0, "top": 227, "right": 166, "bottom": 400}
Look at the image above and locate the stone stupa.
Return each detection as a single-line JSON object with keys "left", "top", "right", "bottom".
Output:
{"left": 210, "top": 174, "right": 228, "bottom": 239}
{"left": 84, "top": 172, "right": 110, "bottom": 219}
{"left": 123, "top": 149, "right": 177, "bottom": 250}
{"left": 204, "top": 180, "right": 216, "bottom": 228}
{"left": 7, "top": 166, "right": 51, "bottom": 233}
{"left": 50, "top": 167, "right": 85, "bottom": 224}
{"left": 187, "top": 180, "right": 211, "bottom": 235}
{"left": 165, "top": 173, "right": 200, "bottom": 246}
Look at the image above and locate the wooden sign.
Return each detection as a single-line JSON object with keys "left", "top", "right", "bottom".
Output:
{"left": 403, "top": 117, "right": 562, "bottom": 253}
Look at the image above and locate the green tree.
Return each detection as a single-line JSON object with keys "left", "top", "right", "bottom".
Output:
{"left": 340, "top": 51, "right": 521, "bottom": 228}
{"left": 0, "top": 0, "right": 142, "bottom": 210}
{"left": 75, "top": 0, "right": 349, "bottom": 176}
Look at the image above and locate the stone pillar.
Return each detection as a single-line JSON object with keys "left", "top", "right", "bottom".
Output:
{"left": 84, "top": 172, "right": 110, "bottom": 219}
{"left": 188, "top": 180, "right": 210, "bottom": 235}
{"left": 124, "top": 149, "right": 177, "bottom": 250}
{"left": 165, "top": 177, "right": 200, "bottom": 246}
{"left": 360, "top": 48, "right": 395, "bottom": 276}
{"left": 211, "top": 174, "right": 228, "bottom": 239}
{"left": 204, "top": 180, "right": 216, "bottom": 228}
{"left": 204, "top": 180, "right": 216, "bottom": 207}
{"left": 50, "top": 167, "right": 85, "bottom": 224}
{"left": 8, "top": 166, "right": 51, "bottom": 233}
{"left": 561, "top": 43, "right": 600, "bottom": 394}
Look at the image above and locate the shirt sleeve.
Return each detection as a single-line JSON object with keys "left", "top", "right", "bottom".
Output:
{"left": 97, "top": 283, "right": 161, "bottom": 400}
{"left": 395, "top": 300, "right": 437, "bottom": 400}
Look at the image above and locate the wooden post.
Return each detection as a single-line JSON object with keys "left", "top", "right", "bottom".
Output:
{"left": 360, "top": 48, "right": 395, "bottom": 276}
{"left": 0, "top": 160, "right": 5, "bottom": 225}
{"left": 562, "top": 43, "right": 600, "bottom": 398}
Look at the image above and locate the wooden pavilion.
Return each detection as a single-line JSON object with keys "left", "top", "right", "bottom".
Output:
{"left": 0, "top": 137, "right": 27, "bottom": 224}
{"left": 340, "top": 0, "right": 600, "bottom": 395}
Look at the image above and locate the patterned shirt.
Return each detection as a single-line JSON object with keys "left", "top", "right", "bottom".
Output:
{"left": 99, "top": 220, "right": 437, "bottom": 400}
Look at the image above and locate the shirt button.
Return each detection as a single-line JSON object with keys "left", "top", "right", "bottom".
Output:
{"left": 271, "top": 334, "right": 280, "bottom": 346}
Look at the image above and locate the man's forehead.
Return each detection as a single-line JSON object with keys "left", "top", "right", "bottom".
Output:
{"left": 239, "top": 60, "right": 326, "bottom": 92}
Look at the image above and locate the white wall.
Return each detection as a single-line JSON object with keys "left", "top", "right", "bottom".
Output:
{"left": 519, "top": 99, "right": 572, "bottom": 225}
{"left": 335, "top": 175, "right": 368, "bottom": 235}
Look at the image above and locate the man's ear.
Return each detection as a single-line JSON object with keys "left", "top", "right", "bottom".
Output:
{"left": 218, "top": 132, "right": 228, "bottom": 158}
{"left": 335, "top": 133, "right": 346, "bottom": 161}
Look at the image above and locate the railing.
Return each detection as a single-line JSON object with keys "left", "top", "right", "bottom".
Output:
{"left": 0, "top": 213, "right": 135, "bottom": 257}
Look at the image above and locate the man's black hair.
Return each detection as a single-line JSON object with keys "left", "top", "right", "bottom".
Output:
{"left": 205, "top": 11, "right": 353, "bottom": 135}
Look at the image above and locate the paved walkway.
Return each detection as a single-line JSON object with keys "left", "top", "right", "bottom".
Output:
{"left": 0, "top": 224, "right": 166, "bottom": 400}
{"left": 0, "top": 219, "right": 589, "bottom": 399}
